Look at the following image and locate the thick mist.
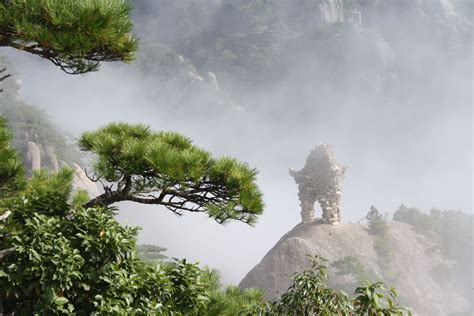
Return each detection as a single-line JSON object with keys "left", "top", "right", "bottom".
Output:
{"left": 3, "top": 0, "right": 472, "bottom": 287}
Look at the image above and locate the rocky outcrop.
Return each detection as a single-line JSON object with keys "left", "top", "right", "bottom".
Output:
{"left": 44, "top": 145, "right": 59, "bottom": 171}
{"left": 71, "top": 163, "right": 100, "bottom": 198}
{"left": 136, "top": 42, "right": 244, "bottom": 115}
{"left": 23, "top": 140, "right": 99, "bottom": 198}
{"left": 290, "top": 144, "right": 345, "bottom": 224}
{"left": 207, "top": 71, "right": 219, "bottom": 91}
{"left": 1, "top": 99, "right": 99, "bottom": 198}
{"left": 318, "top": 0, "right": 344, "bottom": 23}
{"left": 26, "top": 141, "right": 41, "bottom": 171}
{"left": 240, "top": 221, "right": 471, "bottom": 315}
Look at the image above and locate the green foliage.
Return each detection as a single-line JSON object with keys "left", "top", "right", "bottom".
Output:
{"left": 0, "top": 121, "right": 266, "bottom": 313}
{"left": 393, "top": 205, "right": 473, "bottom": 300}
{"left": 204, "top": 285, "right": 269, "bottom": 316}
{"left": 365, "top": 206, "right": 394, "bottom": 279}
{"left": 353, "top": 282, "right": 412, "bottom": 316}
{"left": 0, "top": 116, "right": 24, "bottom": 199}
{"left": 332, "top": 256, "right": 365, "bottom": 277}
{"left": 0, "top": 133, "right": 412, "bottom": 314}
{"left": 393, "top": 205, "right": 438, "bottom": 236}
{"left": 200, "top": 268, "right": 269, "bottom": 315}
{"left": 273, "top": 255, "right": 354, "bottom": 315}
{"left": 166, "top": 258, "right": 213, "bottom": 314}
{"left": 366, "top": 205, "right": 389, "bottom": 236}
{"left": 1, "top": 102, "right": 82, "bottom": 167}
{"left": 79, "top": 122, "right": 264, "bottom": 225}
{"left": 393, "top": 204, "right": 472, "bottom": 258}
{"left": 136, "top": 244, "right": 167, "bottom": 263}
{"left": 273, "top": 255, "right": 411, "bottom": 316}
{"left": 331, "top": 256, "right": 377, "bottom": 287}
{"left": 0, "top": 0, "right": 138, "bottom": 74}
{"left": 0, "top": 168, "right": 214, "bottom": 314}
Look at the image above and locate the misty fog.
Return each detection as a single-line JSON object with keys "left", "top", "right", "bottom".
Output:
{"left": 2, "top": 0, "right": 471, "bottom": 288}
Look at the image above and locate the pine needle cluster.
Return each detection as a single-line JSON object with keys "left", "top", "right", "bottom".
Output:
{"left": 0, "top": 0, "right": 138, "bottom": 74}
{"left": 80, "top": 123, "right": 264, "bottom": 225}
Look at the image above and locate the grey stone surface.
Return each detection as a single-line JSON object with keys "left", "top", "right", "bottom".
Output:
{"left": 44, "top": 145, "right": 59, "bottom": 171}
{"left": 318, "top": 0, "right": 344, "bottom": 23}
{"left": 26, "top": 141, "right": 41, "bottom": 171}
{"left": 239, "top": 221, "right": 470, "bottom": 315}
{"left": 71, "top": 163, "right": 100, "bottom": 198}
{"left": 290, "top": 144, "right": 345, "bottom": 224}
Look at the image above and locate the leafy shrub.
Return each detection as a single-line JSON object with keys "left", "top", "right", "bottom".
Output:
{"left": 273, "top": 255, "right": 354, "bottom": 315}
{"left": 366, "top": 205, "right": 389, "bottom": 236}
{"left": 136, "top": 244, "right": 168, "bottom": 263}
{"left": 0, "top": 170, "right": 210, "bottom": 314}
{"left": 273, "top": 255, "right": 412, "bottom": 315}
{"left": 331, "top": 255, "right": 377, "bottom": 286}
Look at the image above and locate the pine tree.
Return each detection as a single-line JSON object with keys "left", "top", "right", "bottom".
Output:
{"left": 80, "top": 122, "right": 264, "bottom": 225}
{"left": 0, "top": 0, "right": 138, "bottom": 74}
{"left": 0, "top": 122, "right": 264, "bottom": 313}
{"left": 0, "top": 117, "right": 24, "bottom": 200}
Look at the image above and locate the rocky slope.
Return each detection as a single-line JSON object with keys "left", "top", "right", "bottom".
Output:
{"left": 133, "top": 0, "right": 472, "bottom": 94}
{"left": 239, "top": 220, "right": 471, "bottom": 315}
{"left": 0, "top": 69, "right": 99, "bottom": 197}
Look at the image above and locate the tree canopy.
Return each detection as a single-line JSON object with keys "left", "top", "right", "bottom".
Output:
{"left": 0, "top": 120, "right": 265, "bottom": 314}
{"left": 0, "top": 117, "right": 24, "bottom": 199}
{"left": 0, "top": 0, "right": 138, "bottom": 74}
{"left": 0, "top": 168, "right": 209, "bottom": 314}
{"left": 80, "top": 122, "right": 264, "bottom": 225}
{"left": 0, "top": 115, "right": 412, "bottom": 314}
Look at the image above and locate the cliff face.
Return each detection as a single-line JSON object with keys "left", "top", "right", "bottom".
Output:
{"left": 15, "top": 120, "right": 99, "bottom": 198}
{"left": 0, "top": 73, "right": 99, "bottom": 198}
{"left": 132, "top": 0, "right": 471, "bottom": 113}
{"left": 239, "top": 220, "right": 471, "bottom": 316}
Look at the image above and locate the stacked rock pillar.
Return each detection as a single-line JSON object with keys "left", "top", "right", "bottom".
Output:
{"left": 290, "top": 144, "right": 345, "bottom": 224}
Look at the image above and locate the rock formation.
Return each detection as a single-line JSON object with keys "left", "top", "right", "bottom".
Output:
{"left": 239, "top": 221, "right": 471, "bottom": 315}
{"left": 14, "top": 79, "right": 23, "bottom": 102}
{"left": 240, "top": 145, "right": 471, "bottom": 315}
{"left": 26, "top": 141, "right": 41, "bottom": 171}
{"left": 44, "top": 145, "right": 59, "bottom": 171}
{"left": 71, "top": 163, "right": 100, "bottom": 198}
{"left": 207, "top": 71, "right": 219, "bottom": 91}
{"left": 318, "top": 0, "right": 344, "bottom": 23}
{"left": 0, "top": 84, "right": 100, "bottom": 198}
{"left": 290, "top": 144, "right": 345, "bottom": 224}
{"left": 23, "top": 138, "right": 99, "bottom": 198}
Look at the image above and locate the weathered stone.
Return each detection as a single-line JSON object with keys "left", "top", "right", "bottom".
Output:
{"left": 26, "top": 141, "right": 41, "bottom": 171}
{"left": 318, "top": 0, "right": 344, "bottom": 23}
{"left": 15, "top": 79, "right": 23, "bottom": 102}
{"left": 44, "top": 145, "right": 59, "bottom": 171}
{"left": 290, "top": 144, "right": 345, "bottom": 224}
{"left": 72, "top": 163, "right": 100, "bottom": 198}
{"left": 239, "top": 221, "right": 471, "bottom": 315}
{"left": 207, "top": 71, "right": 219, "bottom": 91}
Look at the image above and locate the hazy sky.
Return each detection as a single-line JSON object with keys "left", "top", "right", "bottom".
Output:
{"left": 2, "top": 3, "right": 472, "bottom": 284}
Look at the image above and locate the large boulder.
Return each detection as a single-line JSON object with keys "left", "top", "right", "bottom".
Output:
{"left": 240, "top": 220, "right": 471, "bottom": 315}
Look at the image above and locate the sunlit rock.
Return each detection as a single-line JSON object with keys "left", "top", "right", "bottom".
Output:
{"left": 240, "top": 221, "right": 471, "bottom": 315}
{"left": 71, "top": 163, "right": 100, "bottom": 198}
{"left": 26, "top": 141, "right": 41, "bottom": 171}
{"left": 290, "top": 144, "right": 346, "bottom": 224}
